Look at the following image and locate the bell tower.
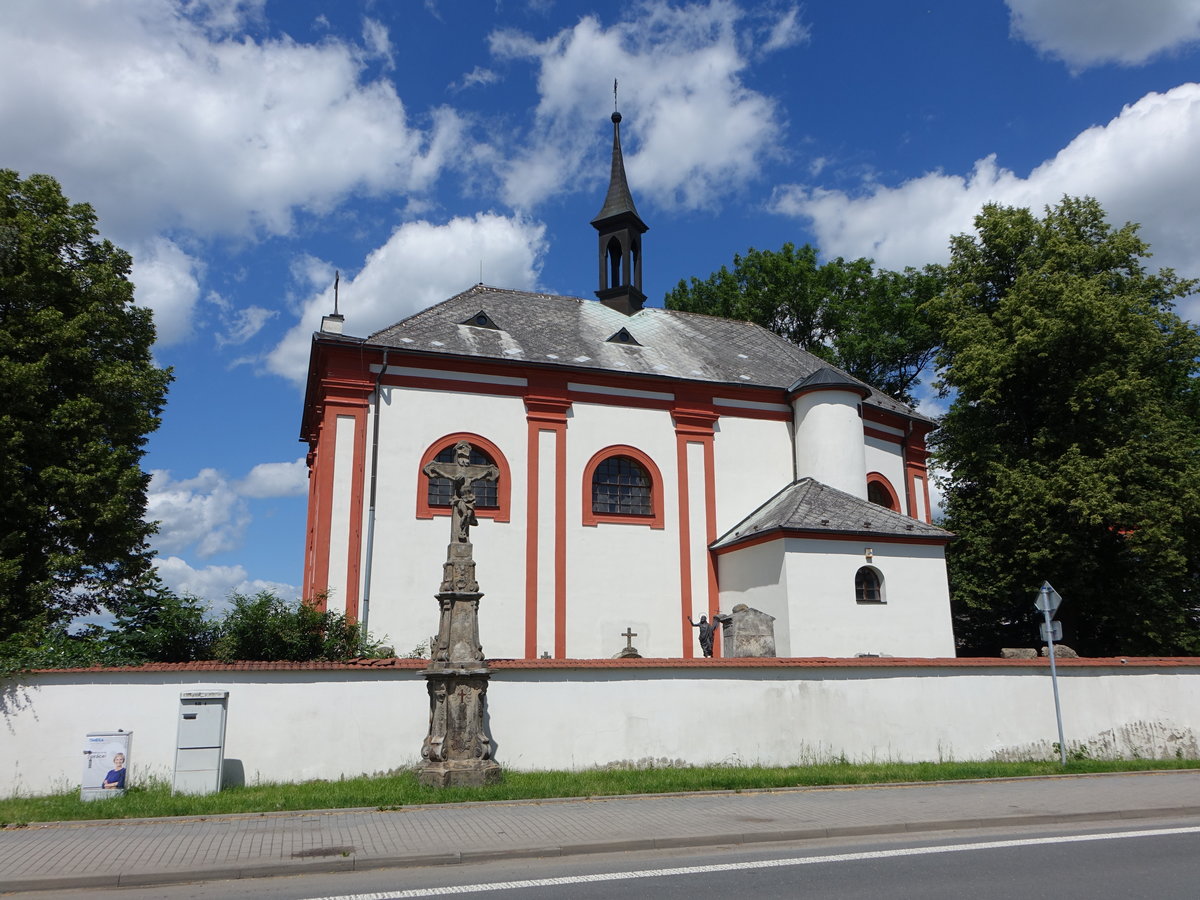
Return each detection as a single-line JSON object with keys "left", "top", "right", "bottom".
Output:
{"left": 592, "top": 99, "right": 648, "bottom": 316}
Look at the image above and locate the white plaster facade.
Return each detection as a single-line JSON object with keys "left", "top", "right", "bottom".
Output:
{"left": 299, "top": 288, "right": 949, "bottom": 661}
{"left": 4, "top": 661, "right": 1198, "bottom": 797}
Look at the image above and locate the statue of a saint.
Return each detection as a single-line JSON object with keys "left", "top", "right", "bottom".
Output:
{"left": 687, "top": 614, "right": 719, "bottom": 658}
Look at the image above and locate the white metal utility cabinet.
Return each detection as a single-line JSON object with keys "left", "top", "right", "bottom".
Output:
{"left": 172, "top": 691, "right": 228, "bottom": 795}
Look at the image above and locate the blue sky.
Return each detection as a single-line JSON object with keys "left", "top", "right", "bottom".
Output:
{"left": 3, "top": 0, "right": 1199, "bottom": 610}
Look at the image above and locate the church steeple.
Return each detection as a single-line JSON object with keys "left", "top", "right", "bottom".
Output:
{"left": 592, "top": 96, "right": 648, "bottom": 316}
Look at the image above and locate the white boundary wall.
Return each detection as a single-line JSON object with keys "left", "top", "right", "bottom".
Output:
{"left": 2, "top": 661, "right": 1197, "bottom": 798}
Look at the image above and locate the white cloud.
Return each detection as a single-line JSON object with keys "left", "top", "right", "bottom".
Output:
{"left": 490, "top": 0, "right": 788, "bottom": 210}
{"left": 239, "top": 458, "right": 309, "bottom": 498}
{"left": 361, "top": 17, "right": 395, "bottom": 68}
{"left": 267, "top": 213, "right": 547, "bottom": 382}
{"left": 153, "top": 555, "right": 298, "bottom": 609}
{"left": 129, "top": 238, "right": 202, "bottom": 346}
{"left": 453, "top": 65, "right": 500, "bottom": 91}
{"left": 146, "top": 468, "right": 251, "bottom": 558}
{"left": 759, "top": 5, "right": 809, "bottom": 55}
{"left": 0, "top": 1, "right": 464, "bottom": 241}
{"left": 1008, "top": 0, "right": 1200, "bottom": 69}
{"left": 773, "top": 83, "right": 1200, "bottom": 319}
{"left": 215, "top": 303, "right": 278, "bottom": 347}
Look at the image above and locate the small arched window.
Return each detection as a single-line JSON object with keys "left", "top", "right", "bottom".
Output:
{"left": 606, "top": 236, "right": 623, "bottom": 289}
{"left": 581, "top": 445, "right": 665, "bottom": 529}
{"left": 855, "top": 567, "right": 884, "bottom": 604}
{"left": 867, "top": 473, "right": 900, "bottom": 512}
{"left": 416, "top": 433, "right": 511, "bottom": 523}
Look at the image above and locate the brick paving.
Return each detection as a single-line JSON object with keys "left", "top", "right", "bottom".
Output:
{"left": 1, "top": 770, "right": 1198, "bottom": 892}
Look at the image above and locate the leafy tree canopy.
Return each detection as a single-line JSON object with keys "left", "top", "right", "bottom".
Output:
{"left": 212, "top": 591, "right": 384, "bottom": 662}
{"left": 0, "top": 587, "right": 391, "bottom": 673}
{"left": 0, "top": 171, "right": 172, "bottom": 640}
{"left": 664, "top": 243, "right": 942, "bottom": 403}
{"left": 927, "top": 196, "right": 1200, "bottom": 656}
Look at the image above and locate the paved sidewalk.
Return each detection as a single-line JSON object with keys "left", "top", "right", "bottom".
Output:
{"left": 2, "top": 770, "right": 1198, "bottom": 892}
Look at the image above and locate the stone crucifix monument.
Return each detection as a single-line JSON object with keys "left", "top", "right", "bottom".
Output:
{"left": 417, "top": 440, "right": 501, "bottom": 787}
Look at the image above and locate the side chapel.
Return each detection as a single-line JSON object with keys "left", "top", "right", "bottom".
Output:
{"left": 300, "top": 109, "right": 956, "bottom": 660}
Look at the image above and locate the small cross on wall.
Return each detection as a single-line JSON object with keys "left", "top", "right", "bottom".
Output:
{"left": 621, "top": 627, "right": 637, "bottom": 651}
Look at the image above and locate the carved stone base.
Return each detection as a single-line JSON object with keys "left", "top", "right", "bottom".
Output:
{"left": 417, "top": 671, "right": 497, "bottom": 788}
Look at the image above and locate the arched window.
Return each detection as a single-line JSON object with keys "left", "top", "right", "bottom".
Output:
{"left": 855, "top": 567, "right": 884, "bottom": 604}
{"left": 581, "top": 445, "right": 665, "bottom": 529}
{"left": 416, "top": 433, "right": 511, "bottom": 522}
{"left": 427, "top": 444, "right": 499, "bottom": 509}
{"left": 593, "top": 456, "right": 651, "bottom": 516}
{"left": 866, "top": 472, "right": 900, "bottom": 512}
{"left": 606, "top": 236, "right": 623, "bottom": 289}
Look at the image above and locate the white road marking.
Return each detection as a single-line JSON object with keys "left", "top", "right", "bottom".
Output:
{"left": 302, "top": 825, "right": 1200, "bottom": 900}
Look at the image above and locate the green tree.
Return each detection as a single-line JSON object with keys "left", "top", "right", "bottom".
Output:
{"left": 106, "top": 573, "right": 218, "bottom": 662}
{"left": 927, "top": 197, "right": 1200, "bottom": 656}
{"left": 664, "top": 243, "right": 941, "bottom": 402}
{"left": 0, "top": 171, "right": 172, "bottom": 640}
{"left": 213, "top": 591, "right": 385, "bottom": 662}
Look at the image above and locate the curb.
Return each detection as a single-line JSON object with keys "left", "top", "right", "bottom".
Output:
{"left": 3, "top": 804, "right": 1199, "bottom": 894}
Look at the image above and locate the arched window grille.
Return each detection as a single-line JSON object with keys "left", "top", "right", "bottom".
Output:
{"left": 591, "top": 455, "right": 652, "bottom": 517}
{"left": 855, "top": 567, "right": 883, "bottom": 604}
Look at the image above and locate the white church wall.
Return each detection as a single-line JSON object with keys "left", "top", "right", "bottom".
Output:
{"left": 715, "top": 540, "right": 791, "bottom": 656}
{"left": 565, "top": 401, "right": 682, "bottom": 658}
{"left": 864, "top": 436, "right": 905, "bottom": 505}
{"left": 792, "top": 392, "right": 868, "bottom": 498}
{"left": 365, "top": 385, "right": 530, "bottom": 658}
{"left": 780, "top": 537, "right": 954, "bottom": 658}
{"left": 5, "top": 662, "right": 1199, "bottom": 796}
{"left": 711, "top": 415, "right": 794, "bottom": 535}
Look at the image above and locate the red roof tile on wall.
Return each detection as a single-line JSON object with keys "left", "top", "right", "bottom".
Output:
{"left": 24, "top": 656, "right": 1200, "bottom": 674}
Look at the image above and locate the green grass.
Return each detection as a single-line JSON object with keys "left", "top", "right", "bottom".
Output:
{"left": 3, "top": 758, "right": 1197, "bottom": 826}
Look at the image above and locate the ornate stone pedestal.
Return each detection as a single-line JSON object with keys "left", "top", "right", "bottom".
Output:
{"left": 417, "top": 542, "right": 500, "bottom": 787}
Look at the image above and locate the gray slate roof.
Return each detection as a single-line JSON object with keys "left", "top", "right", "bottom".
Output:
{"left": 364, "top": 285, "right": 923, "bottom": 420}
{"left": 712, "top": 477, "right": 952, "bottom": 549}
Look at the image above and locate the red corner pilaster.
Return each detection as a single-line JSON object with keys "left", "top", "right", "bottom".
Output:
{"left": 300, "top": 342, "right": 375, "bottom": 619}
{"left": 904, "top": 423, "right": 933, "bottom": 523}
{"left": 672, "top": 391, "right": 720, "bottom": 658}
{"left": 523, "top": 375, "right": 572, "bottom": 659}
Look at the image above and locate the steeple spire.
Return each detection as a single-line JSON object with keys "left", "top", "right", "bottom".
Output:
{"left": 592, "top": 89, "right": 648, "bottom": 316}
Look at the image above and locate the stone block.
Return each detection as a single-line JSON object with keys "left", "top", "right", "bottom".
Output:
{"left": 1001, "top": 648, "right": 1038, "bottom": 659}
{"left": 1040, "top": 644, "right": 1080, "bottom": 658}
{"left": 719, "top": 603, "right": 777, "bottom": 657}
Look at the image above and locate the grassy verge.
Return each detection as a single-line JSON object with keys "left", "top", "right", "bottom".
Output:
{"left": 3, "top": 758, "right": 1197, "bottom": 826}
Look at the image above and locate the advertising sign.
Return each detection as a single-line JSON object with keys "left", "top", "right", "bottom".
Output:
{"left": 81, "top": 731, "right": 133, "bottom": 801}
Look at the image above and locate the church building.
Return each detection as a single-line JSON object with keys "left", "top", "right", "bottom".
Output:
{"left": 300, "top": 109, "right": 956, "bottom": 660}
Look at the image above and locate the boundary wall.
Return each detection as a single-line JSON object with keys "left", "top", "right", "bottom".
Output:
{"left": 2, "top": 658, "right": 1198, "bottom": 798}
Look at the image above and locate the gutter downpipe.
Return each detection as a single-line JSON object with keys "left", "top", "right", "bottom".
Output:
{"left": 359, "top": 348, "right": 388, "bottom": 638}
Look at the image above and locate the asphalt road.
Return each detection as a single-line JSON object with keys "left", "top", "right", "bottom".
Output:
{"left": 26, "top": 817, "right": 1200, "bottom": 900}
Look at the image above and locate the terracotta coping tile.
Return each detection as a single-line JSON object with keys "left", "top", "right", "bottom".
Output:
{"left": 23, "top": 656, "right": 1200, "bottom": 674}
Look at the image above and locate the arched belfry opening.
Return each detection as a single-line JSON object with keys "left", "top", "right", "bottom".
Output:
{"left": 592, "top": 106, "right": 648, "bottom": 315}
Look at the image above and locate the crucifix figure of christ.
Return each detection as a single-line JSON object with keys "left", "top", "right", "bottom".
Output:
{"left": 422, "top": 440, "right": 499, "bottom": 545}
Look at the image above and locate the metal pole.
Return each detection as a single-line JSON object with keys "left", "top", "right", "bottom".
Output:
{"left": 1042, "top": 603, "right": 1067, "bottom": 765}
